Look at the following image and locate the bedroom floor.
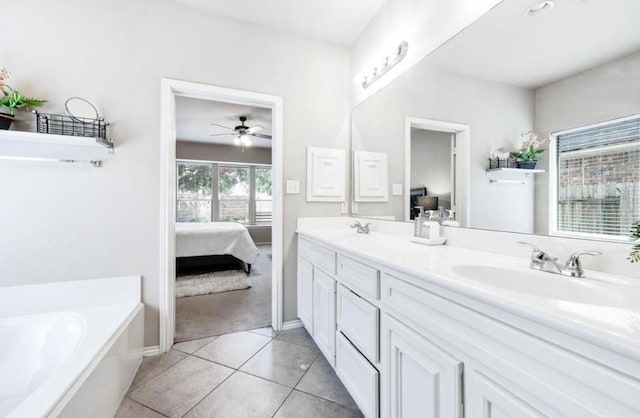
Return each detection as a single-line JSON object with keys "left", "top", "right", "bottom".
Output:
{"left": 175, "top": 244, "right": 272, "bottom": 342}
{"left": 117, "top": 327, "right": 362, "bottom": 418}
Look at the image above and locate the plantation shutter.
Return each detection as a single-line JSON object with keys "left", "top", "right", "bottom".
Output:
{"left": 556, "top": 117, "right": 640, "bottom": 238}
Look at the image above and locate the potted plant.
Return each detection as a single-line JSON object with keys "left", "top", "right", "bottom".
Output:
{"left": 629, "top": 221, "right": 640, "bottom": 263}
{"left": 511, "top": 131, "right": 546, "bottom": 169}
{"left": 0, "top": 68, "right": 45, "bottom": 130}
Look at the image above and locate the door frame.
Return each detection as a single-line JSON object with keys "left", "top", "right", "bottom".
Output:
{"left": 159, "top": 78, "right": 284, "bottom": 353}
{"left": 404, "top": 117, "right": 471, "bottom": 225}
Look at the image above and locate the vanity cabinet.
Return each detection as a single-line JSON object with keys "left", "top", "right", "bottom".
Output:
{"left": 313, "top": 268, "right": 337, "bottom": 362}
{"left": 297, "top": 232, "right": 640, "bottom": 418}
{"left": 297, "top": 257, "right": 314, "bottom": 335}
{"left": 382, "top": 315, "right": 463, "bottom": 418}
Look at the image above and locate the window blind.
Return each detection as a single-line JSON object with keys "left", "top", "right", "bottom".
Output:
{"left": 556, "top": 117, "right": 640, "bottom": 238}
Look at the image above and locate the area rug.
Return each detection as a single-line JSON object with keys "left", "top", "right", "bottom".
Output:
{"left": 176, "top": 270, "right": 251, "bottom": 298}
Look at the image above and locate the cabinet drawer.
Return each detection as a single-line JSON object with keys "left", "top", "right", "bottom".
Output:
{"left": 337, "top": 254, "right": 379, "bottom": 300}
{"left": 337, "top": 285, "right": 379, "bottom": 363}
{"left": 336, "top": 332, "right": 379, "bottom": 418}
{"left": 299, "top": 238, "right": 336, "bottom": 275}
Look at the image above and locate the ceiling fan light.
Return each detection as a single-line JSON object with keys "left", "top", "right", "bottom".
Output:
{"left": 241, "top": 134, "right": 252, "bottom": 147}
{"left": 233, "top": 136, "right": 241, "bottom": 145}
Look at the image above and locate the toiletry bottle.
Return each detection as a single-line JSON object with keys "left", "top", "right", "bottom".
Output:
{"left": 423, "top": 219, "right": 440, "bottom": 239}
{"left": 414, "top": 206, "right": 425, "bottom": 237}
{"left": 442, "top": 210, "right": 460, "bottom": 227}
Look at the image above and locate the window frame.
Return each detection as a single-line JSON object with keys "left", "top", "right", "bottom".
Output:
{"left": 548, "top": 113, "right": 640, "bottom": 242}
{"left": 176, "top": 159, "right": 272, "bottom": 226}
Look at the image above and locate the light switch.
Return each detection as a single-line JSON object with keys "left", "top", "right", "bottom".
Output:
{"left": 392, "top": 183, "right": 403, "bottom": 196}
{"left": 286, "top": 179, "right": 300, "bottom": 194}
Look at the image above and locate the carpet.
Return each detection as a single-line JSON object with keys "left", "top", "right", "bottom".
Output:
{"left": 176, "top": 270, "right": 251, "bottom": 298}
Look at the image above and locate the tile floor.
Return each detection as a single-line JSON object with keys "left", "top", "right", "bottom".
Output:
{"left": 117, "top": 327, "right": 363, "bottom": 418}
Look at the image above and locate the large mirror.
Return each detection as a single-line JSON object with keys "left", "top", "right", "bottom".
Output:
{"left": 351, "top": 0, "right": 640, "bottom": 241}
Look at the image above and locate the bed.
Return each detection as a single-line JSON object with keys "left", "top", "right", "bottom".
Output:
{"left": 175, "top": 222, "right": 259, "bottom": 275}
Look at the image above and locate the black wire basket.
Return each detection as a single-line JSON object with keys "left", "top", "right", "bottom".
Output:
{"left": 34, "top": 111, "right": 109, "bottom": 140}
{"left": 488, "top": 157, "right": 518, "bottom": 169}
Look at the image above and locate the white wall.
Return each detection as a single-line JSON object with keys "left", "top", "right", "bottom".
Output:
{"left": 352, "top": 58, "right": 535, "bottom": 232}
{"left": 0, "top": 0, "right": 351, "bottom": 346}
{"left": 351, "top": 0, "right": 503, "bottom": 106}
{"left": 410, "top": 129, "right": 452, "bottom": 209}
{"left": 534, "top": 51, "right": 640, "bottom": 234}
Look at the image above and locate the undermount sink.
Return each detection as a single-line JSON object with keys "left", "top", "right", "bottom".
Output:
{"left": 448, "top": 263, "right": 631, "bottom": 307}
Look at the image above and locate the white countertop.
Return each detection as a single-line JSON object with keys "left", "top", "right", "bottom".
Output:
{"left": 297, "top": 228, "right": 640, "bottom": 362}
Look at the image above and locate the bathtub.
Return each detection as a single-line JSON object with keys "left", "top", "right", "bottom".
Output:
{"left": 0, "top": 276, "right": 144, "bottom": 418}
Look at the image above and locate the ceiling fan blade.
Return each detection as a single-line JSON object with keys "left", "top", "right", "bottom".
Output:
{"left": 209, "top": 133, "right": 235, "bottom": 137}
{"left": 246, "top": 125, "right": 264, "bottom": 134}
{"left": 211, "top": 123, "right": 234, "bottom": 131}
{"left": 252, "top": 133, "right": 272, "bottom": 140}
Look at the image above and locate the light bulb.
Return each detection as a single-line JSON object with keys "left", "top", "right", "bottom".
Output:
{"left": 233, "top": 136, "right": 241, "bottom": 145}
{"left": 241, "top": 135, "right": 252, "bottom": 147}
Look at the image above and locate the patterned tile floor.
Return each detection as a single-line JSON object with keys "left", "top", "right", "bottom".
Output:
{"left": 116, "top": 327, "right": 363, "bottom": 418}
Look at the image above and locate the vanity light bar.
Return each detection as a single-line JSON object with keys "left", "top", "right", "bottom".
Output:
{"left": 362, "top": 41, "right": 409, "bottom": 89}
{"left": 0, "top": 155, "right": 102, "bottom": 167}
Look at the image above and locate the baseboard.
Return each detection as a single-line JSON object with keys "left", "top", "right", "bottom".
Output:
{"left": 143, "top": 345, "right": 161, "bottom": 357}
{"left": 281, "top": 319, "right": 303, "bottom": 330}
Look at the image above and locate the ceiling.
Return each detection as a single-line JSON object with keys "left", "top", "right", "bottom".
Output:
{"left": 428, "top": 0, "right": 640, "bottom": 89}
{"left": 169, "top": 0, "right": 387, "bottom": 45}
{"left": 175, "top": 96, "right": 272, "bottom": 148}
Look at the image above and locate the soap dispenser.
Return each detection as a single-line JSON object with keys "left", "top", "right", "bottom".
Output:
{"left": 414, "top": 206, "right": 425, "bottom": 237}
{"left": 442, "top": 210, "right": 460, "bottom": 227}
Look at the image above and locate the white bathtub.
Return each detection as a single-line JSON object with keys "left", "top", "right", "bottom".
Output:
{"left": 0, "top": 276, "right": 144, "bottom": 418}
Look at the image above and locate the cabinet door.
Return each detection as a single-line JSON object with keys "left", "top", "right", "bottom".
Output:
{"left": 313, "top": 268, "right": 336, "bottom": 365}
{"left": 297, "top": 257, "right": 314, "bottom": 336}
{"left": 383, "top": 315, "right": 463, "bottom": 418}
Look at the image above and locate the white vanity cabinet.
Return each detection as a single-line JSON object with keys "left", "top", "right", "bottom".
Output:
{"left": 298, "top": 237, "right": 382, "bottom": 418}
{"left": 296, "top": 257, "right": 314, "bottom": 335}
{"left": 297, "top": 231, "right": 640, "bottom": 418}
{"left": 313, "top": 268, "right": 337, "bottom": 361}
{"left": 382, "top": 314, "right": 463, "bottom": 418}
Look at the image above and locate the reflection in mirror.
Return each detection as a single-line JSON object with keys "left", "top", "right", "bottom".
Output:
{"left": 351, "top": 0, "right": 640, "bottom": 241}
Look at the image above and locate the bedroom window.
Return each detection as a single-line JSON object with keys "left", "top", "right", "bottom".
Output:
{"left": 177, "top": 163, "right": 213, "bottom": 222}
{"left": 218, "top": 166, "right": 250, "bottom": 223}
{"left": 177, "top": 160, "right": 272, "bottom": 225}
{"left": 551, "top": 115, "right": 640, "bottom": 240}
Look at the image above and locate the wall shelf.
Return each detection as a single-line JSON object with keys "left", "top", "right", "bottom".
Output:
{"left": 486, "top": 167, "right": 545, "bottom": 184}
{"left": 0, "top": 130, "right": 113, "bottom": 167}
{"left": 0, "top": 130, "right": 114, "bottom": 152}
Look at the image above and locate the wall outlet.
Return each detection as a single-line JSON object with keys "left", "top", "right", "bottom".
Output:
{"left": 392, "top": 183, "right": 403, "bottom": 196}
{"left": 286, "top": 179, "right": 300, "bottom": 194}
{"left": 341, "top": 201, "right": 348, "bottom": 214}
{"left": 351, "top": 201, "right": 358, "bottom": 214}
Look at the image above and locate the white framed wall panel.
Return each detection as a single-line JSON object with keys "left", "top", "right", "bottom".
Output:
{"left": 354, "top": 150, "right": 389, "bottom": 202}
{"left": 306, "top": 147, "right": 346, "bottom": 202}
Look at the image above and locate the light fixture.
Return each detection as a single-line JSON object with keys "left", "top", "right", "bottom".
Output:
{"left": 361, "top": 41, "right": 409, "bottom": 89}
{"left": 239, "top": 134, "right": 251, "bottom": 147}
{"left": 525, "top": 1, "right": 554, "bottom": 17}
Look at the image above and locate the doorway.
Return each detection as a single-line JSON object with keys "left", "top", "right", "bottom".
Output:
{"left": 404, "top": 117, "right": 471, "bottom": 225}
{"left": 159, "top": 79, "right": 284, "bottom": 353}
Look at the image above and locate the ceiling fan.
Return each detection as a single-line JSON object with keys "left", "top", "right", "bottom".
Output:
{"left": 210, "top": 116, "right": 272, "bottom": 147}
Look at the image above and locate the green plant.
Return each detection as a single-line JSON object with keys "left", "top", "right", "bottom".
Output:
{"left": 511, "top": 131, "right": 546, "bottom": 161}
{"left": 629, "top": 221, "right": 640, "bottom": 263}
{"left": 0, "top": 68, "right": 44, "bottom": 115}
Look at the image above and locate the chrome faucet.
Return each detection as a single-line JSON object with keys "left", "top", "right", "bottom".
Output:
{"left": 350, "top": 221, "right": 371, "bottom": 234}
{"left": 518, "top": 242, "right": 601, "bottom": 278}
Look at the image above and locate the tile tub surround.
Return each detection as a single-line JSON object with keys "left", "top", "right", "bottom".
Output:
{"left": 1, "top": 276, "right": 144, "bottom": 418}
{"left": 118, "top": 327, "right": 362, "bottom": 418}
{"left": 296, "top": 222, "right": 640, "bottom": 364}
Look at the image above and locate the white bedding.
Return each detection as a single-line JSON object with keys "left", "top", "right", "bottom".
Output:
{"left": 175, "top": 222, "right": 259, "bottom": 264}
